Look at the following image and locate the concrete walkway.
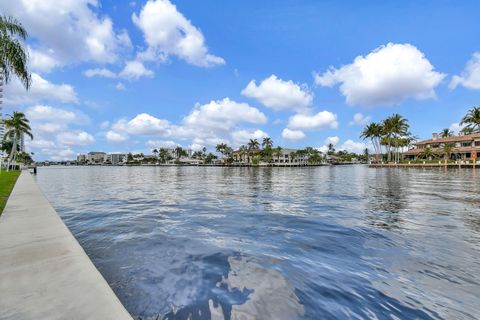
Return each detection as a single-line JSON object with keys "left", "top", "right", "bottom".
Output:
{"left": 0, "top": 171, "right": 132, "bottom": 320}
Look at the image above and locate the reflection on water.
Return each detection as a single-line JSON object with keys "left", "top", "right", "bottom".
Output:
{"left": 36, "top": 166, "right": 480, "bottom": 319}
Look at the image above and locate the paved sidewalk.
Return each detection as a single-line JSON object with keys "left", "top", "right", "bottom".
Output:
{"left": 0, "top": 171, "right": 132, "bottom": 320}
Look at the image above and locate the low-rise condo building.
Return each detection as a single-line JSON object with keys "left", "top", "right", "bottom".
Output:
{"left": 86, "top": 152, "right": 107, "bottom": 164}
{"left": 403, "top": 132, "right": 480, "bottom": 161}
{"left": 232, "top": 148, "right": 309, "bottom": 165}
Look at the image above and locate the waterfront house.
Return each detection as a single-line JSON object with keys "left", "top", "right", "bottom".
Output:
{"left": 402, "top": 133, "right": 480, "bottom": 161}
{"left": 232, "top": 148, "right": 309, "bottom": 165}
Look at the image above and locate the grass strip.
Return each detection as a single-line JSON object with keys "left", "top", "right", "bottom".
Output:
{"left": 0, "top": 170, "right": 21, "bottom": 215}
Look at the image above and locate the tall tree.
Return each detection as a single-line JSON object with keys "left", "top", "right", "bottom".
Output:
{"left": 460, "top": 106, "right": 480, "bottom": 134}
{"left": 440, "top": 128, "right": 453, "bottom": 138}
{"left": 262, "top": 137, "right": 273, "bottom": 149}
{"left": 4, "top": 111, "right": 33, "bottom": 169}
{"left": 0, "top": 15, "right": 31, "bottom": 89}
{"left": 247, "top": 139, "right": 260, "bottom": 151}
{"left": 273, "top": 146, "right": 282, "bottom": 163}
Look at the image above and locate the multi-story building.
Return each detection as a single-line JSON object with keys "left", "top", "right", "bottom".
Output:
{"left": 107, "top": 153, "right": 126, "bottom": 165}
{"left": 86, "top": 151, "right": 107, "bottom": 164}
{"left": 403, "top": 132, "right": 480, "bottom": 161}
{"left": 232, "top": 148, "right": 309, "bottom": 165}
{"left": 77, "top": 154, "right": 86, "bottom": 163}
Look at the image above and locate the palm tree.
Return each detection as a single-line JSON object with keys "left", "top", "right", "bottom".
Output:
{"left": 239, "top": 145, "right": 248, "bottom": 163}
{"left": 360, "top": 122, "right": 384, "bottom": 161}
{"left": 158, "top": 148, "right": 170, "bottom": 163}
{"left": 247, "top": 139, "right": 260, "bottom": 151}
{"left": 262, "top": 137, "right": 273, "bottom": 149}
{"left": 442, "top": 143, "right": 453, "bottom": 163}
{"left": 4, "top": 111, "right": 33, "bottom": 170}
{"left": 460, "top": 107, "right": 480, "bottom": 134}
{"left": 273, "top": 146, "right": 282, "bottom": 163}
{"left": 174, "top": 146, "right": 186, "bottom": 160}
{"left": 152, "top": 148, "right": 158, "bottom": 157}
{"left": 382, "top": 114, "right": 409, "bottom": 162}
{"left": 0, "top": 15, "right": 31, "bottom": 89}
{"left": 440, "top": 128, "right": 453, "bottom": 138}
{"left": 216, "top": 143, "right": 227, "bottom": 156}
{"left": 419, "top": 147, "right": 438, "bottom": 160}
{"left": 327, "top": 143, "right": 335, "bottom": 155}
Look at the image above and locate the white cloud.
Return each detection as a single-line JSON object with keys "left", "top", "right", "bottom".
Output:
{"left": 324, "top": 136, "right": 340, "bottom": 146}
{"left": 338, "top": 140, "right": 368, "bottom": 154}
{"left": 449, "top": 122, "right": 466, "bottom": 134}
{"left": 287, "top": 111, "right": 338, "bottom": 130}
{"left": 26, "top": 105, "right": 77, "bottom": 122}
{"left": 146, "top": 140, "right": 178, "bottom": 149}
{"left": 28, "top": 47, "right": 60, "bottom": 73}
{"left": 57, "top": 131, "right": 95, "bottom": 146}
{"left": 281, "top": 128, "right": 305, "bottom": 140}
{"left": 349, "top": 113, "right": 372, "bottom": 126}
{"left": 132, "top": 0, "right": 224, "bottom": 67}
{"left": 241, "top": 75, "right": 313, "bottom": 111}
{"left": 119, "top": 60, "right": 154, "bottom": 79}
{"left": 105, "top": 98, "right": 267, "bottom": 149}
{"left": 314, "top": 43, "right": 446, "bottom": 106}
{"left": 84, "top": 68, "right": 117, "bottom": 78}
{"left": 23, "top": 105, "right": 94, "bottom": 160}
{"left": 182, "top": 98, "right": 267, "bottom": 129}
{"left": 106, "top": 131, "right": 128, "bottom": 143}
{"left": 115, "top": 82, "right": 126, "bottom": 91}
{"left": 114, "top": 113, "right": 171, "bottom": 136}
{"left": 5, "top": 73, "right": 78, "bottom": 105}
{"left": 449, "top": 52, "right": 480, "bottom": 90}
{"left": 1, "top": 0, "right": 131, "bottom": 71}
{"left": 231, "top": 129, "right": 269, "bottom": 146}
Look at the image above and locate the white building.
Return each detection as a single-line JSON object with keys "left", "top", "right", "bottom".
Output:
{"left": 86, "top": 152, "right": 107, "bottom": 164}
{"left": 107, "top": 153, "right": 126, "bottom": 165}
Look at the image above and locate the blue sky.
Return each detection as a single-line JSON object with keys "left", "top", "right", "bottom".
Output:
{"left": 2, "top": 0, "right": 480, "bottom": 160}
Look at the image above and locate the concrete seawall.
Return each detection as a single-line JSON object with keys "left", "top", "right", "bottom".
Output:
{"left": 0, "top": 171, "right": 132, "bottom": 320}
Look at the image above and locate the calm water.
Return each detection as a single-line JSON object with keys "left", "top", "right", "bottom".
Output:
{"left": 36, "top": 166, "right": 480, "bottom": 320}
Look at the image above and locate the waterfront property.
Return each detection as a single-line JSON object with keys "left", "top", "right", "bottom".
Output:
{"left": 402, "top": 132, "right": 480, "bottom": 162}
{"left": 232, "top": 148, "right": 310, "bottom": 166}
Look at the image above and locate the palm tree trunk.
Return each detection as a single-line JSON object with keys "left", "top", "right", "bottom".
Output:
{"left": 7, "top": 134, "right": 17, "bottom": 171}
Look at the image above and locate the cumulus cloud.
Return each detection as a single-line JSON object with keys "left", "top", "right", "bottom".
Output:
{"left": 449, "top": 122, "right": 466, "bottom": 134}
{"left": 119, "top": 60, "right": 154, "bottom": 79}
{"left": 338, "top": 140, "right": 368, "bottom": 154}
{"left": 349, "top": 113, "right": 372, "bottom": 126}
{"left": 314, "top": 43, "right": 445, "bottom": 106}
{"left": 4, "top": 73, "right": 78, "bottom": 105}
{"left": 84, "top": 68, "right": 117, "bottom": 78}
{"left": 241, "top": 75, "right": 313, "bottom": 111}
{"left": 28, "top": 47, "right": 60, "bottom": 73}
{"left": 1, "top": 0, "right": 131, "bottom": 72}
{"left": 26, "top": 105, "right": 77, "bottom": 123}
{"left": 106, "top": 131, "right": 128, "bottom": 143}
{"left": 57, "top": 131, "right": 95, "bottom": 146}
{"left": 113, "top": 113, "right": 171, "bottom": 136}
{"left": 281, "top": 128, "right": 305, "bottom": 141}
{"left": 287, "top": 111, "right": 338, "bottom": 130}
{"left": 324, "top": 136, "right": 340, "bottom": 146}
{"left": 182, "top": 98, "right": 267, "bottom": 129}
{"left": 105, "top": 98, "right": 268, "bottom": 148}
{"left": 132, "top": 0, "right": 224, "bottom": 67}
{"left": 23, "top": 105, "right": 94, "bottom": 160}
{"left": 449, "top": 52, "right": 480, "bottom": 90}
{"left": 146, "top": 140, "right": 179, "bottom": 149}
{"left": 231, "top": 129, "right": 269, "bottom": 146}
